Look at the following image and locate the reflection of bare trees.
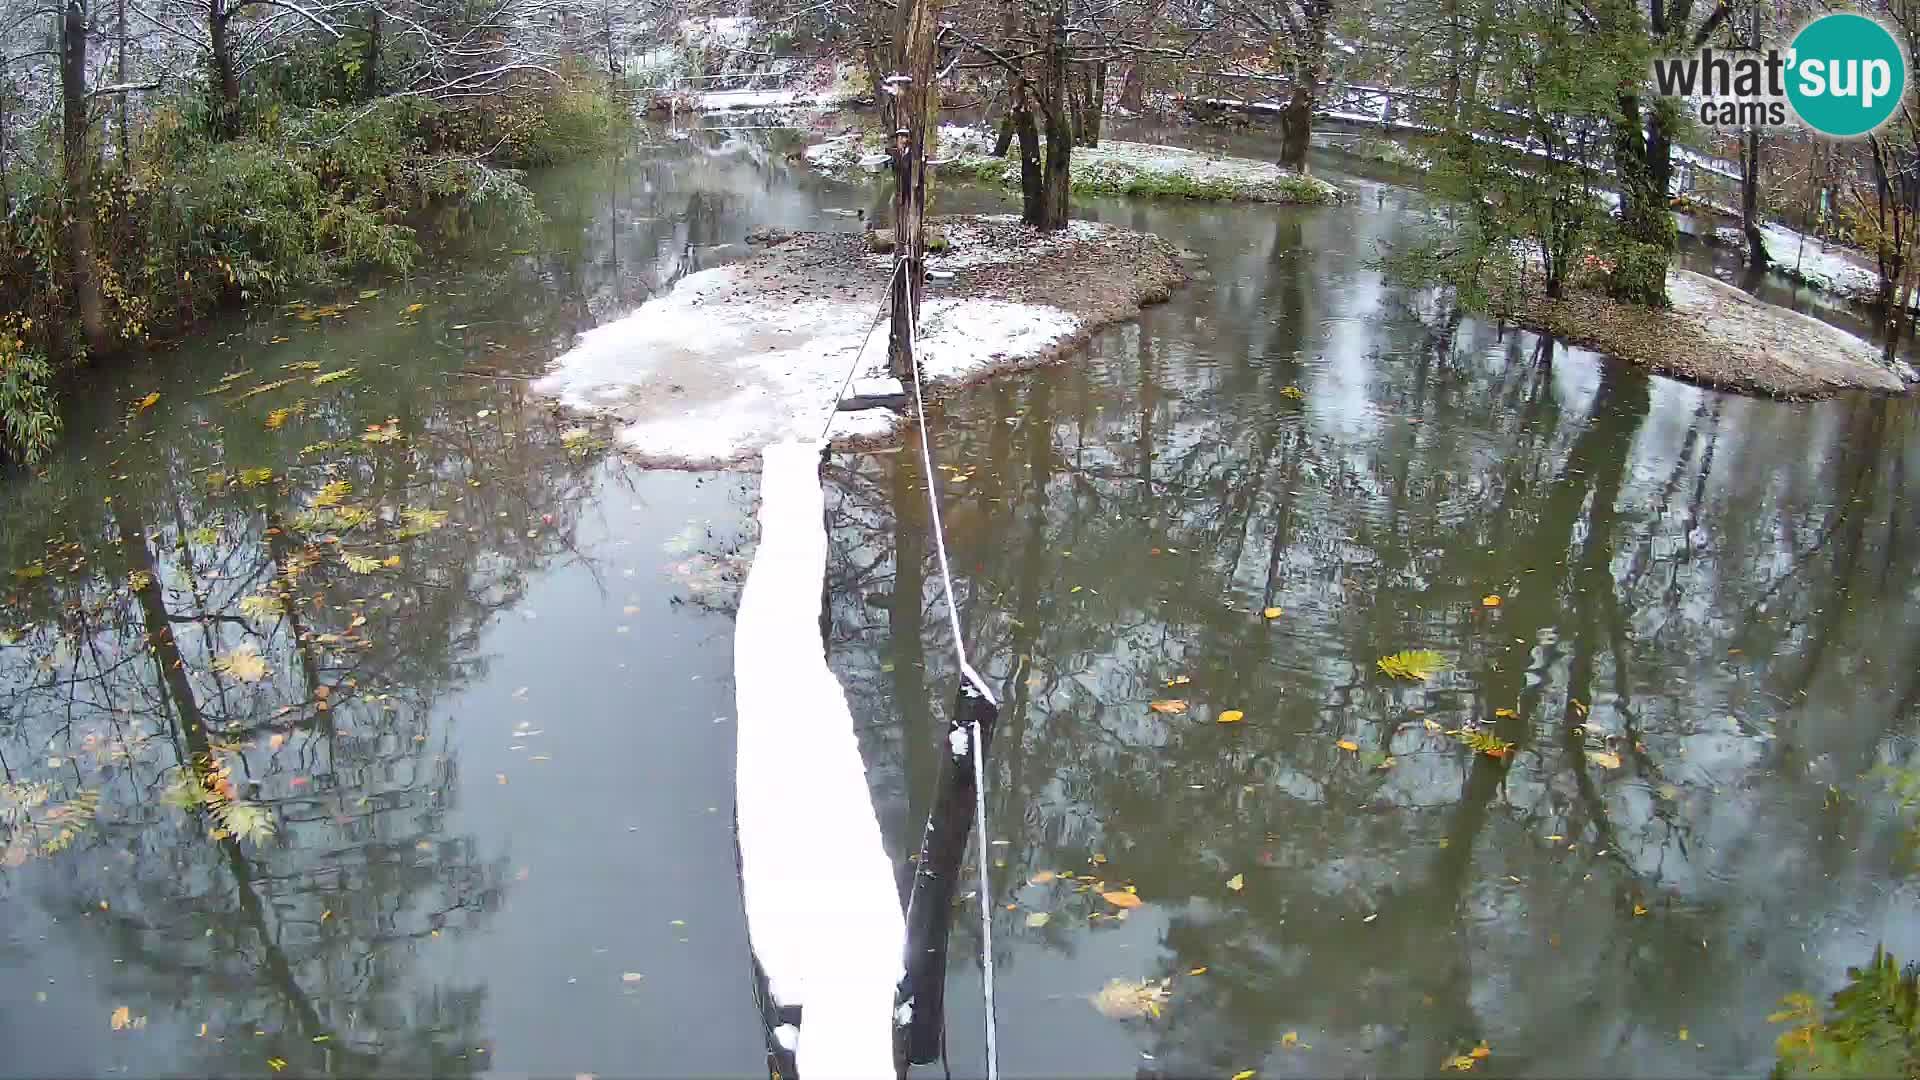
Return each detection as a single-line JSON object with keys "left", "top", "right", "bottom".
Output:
{"left": 819, "top": 197, "right": 1920, "bottom": 1072}
{"left": 0, "top": 318, "right": 631, "bottom": 1071}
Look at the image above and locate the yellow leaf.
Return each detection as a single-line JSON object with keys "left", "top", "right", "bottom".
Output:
{"left": 1189, "top": 966, "right": 1208, "bottom": 975}
{"left": 1262, "top": 607, "right": 1282, "bottom": 619}
{"left": 1232, "top": 1071, "right": 1256, "bottom": 1080}
{"left": 1634, "top": 903, "right": 1648, "bottom": 916}
{"left": 1281, "top": 1031, "right": 1299, "bottom": 1048}
{"left": 214, "top": 644, "right": 270, "bottom": 683}
{"left": 343, "top": 553, "right": 382, "bottom": 574}
{"left": 1226, "top": 873, "right": 1244, "bottom": 891}
{"left": 1149, "top": 699, "right": 1189, "bottom": 715}
{"left": 1482, "top": 595, "right": 1502, "bottom": 607}
{"left": 1470, "top": 1041, "right": 1491, "bottom": 1060}
{"left": 1026, "top": 912, "right": 1051, "bottom": 928}
{"left": 404, "top": 303, "right": 425, "bottom": 314}
{"left": 1218, "top": 710, "right": 1245, "bottom": 724}
{"left": 313, "top": 479, "right": 352, "bottom": 508}
{"left": 264, "top": 408, "right": 291, "bottom": 430}
{"left": 1377, "top": 649, "right": 1446, "bottom": 681}
{"left": 1678, "top": 1028, "right": 1690, "bottom": 1042}
{"left": 1029, "top": 870, "right": 1056, "bottom": 884}
{"left": 135, "top": 392, "right": 160, "bottom": 414}
{"left": 1494, "top": 708, "right": 1517, "bottom": 719}
{"left": 1590, "top": 750, "right": 1622, "bottom": 769}
{"left": 110, "top": 1005, "right": 131, "bottom": 1031}
{"left": 1101, "top": 891, "right": 1143, "bottom": 909}
{"left": 1424, "top": 718, "right": 1443, "bottom": 732}
{"left": 1166, "top": 675, "right": 1191, "bottom": 687}
{"left": 1337, "top": 739, "right": 1359, "bottom": 752}
{"left": 1446, "top": 1055, "right": 1476, "bottom": 1071}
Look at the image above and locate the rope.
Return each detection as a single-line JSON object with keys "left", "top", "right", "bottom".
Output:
{"left": 815, "top": 242, "right": 1001, "bottom": 1079}
{"left": 817, "top": 260, "right": 906, "bottom": 445}
{"left": 901, "top": 259, "right": 1000, "bottom": 1080}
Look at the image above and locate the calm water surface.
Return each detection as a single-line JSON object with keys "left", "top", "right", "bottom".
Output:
{"left": 2, "top": 119, "right": 1917, "bottom": 1078}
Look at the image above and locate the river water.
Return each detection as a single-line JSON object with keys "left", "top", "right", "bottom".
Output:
{"left": 1, "top": 118, "right": 1917, "bottom": 1078}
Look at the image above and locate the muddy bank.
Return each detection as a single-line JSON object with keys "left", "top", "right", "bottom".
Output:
{"left": 531, "top": 214, "right": 1185, "bottom": 468}
{"left": 1501, "top": 268, "right": 1908, "bottom": 399}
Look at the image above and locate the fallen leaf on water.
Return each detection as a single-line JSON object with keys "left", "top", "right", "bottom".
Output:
{"left": 214, "top": 645, "right": 270, "bottom": 683}
{"left": 1482, "top": 595, "right": 1502, "bottom": 607}
{"left": 1445, "top": 1055, "right": 1476, "bottom": 1071}
{"left": 496, "top": 772, "right": 508, "bottom": 785}
{"left": 1494, "top": 708, "right": 1518, "bottom": 719}
{"left": 1089, "top": 978, "right": 1169, "bottom": 1019}
{"left": 1590, "top": 750, "right": 1622, "bottom": 769}
{"left": 1634, "top": 903, "right": 1648, "bottom": 916}
{"left": 1101, "top": 891, "right": 1143, "bottom": 909}
{"left": 1030, "top": 870, "right": 1056, "bottom": 884}
{"left": 1281, "top": 1031, "right": 1299, "bottom": 1048}
{"left": 1337, "top": 739, "right": 1359, "bottom": 752}
{"left": 1262, "top": 607, "right": 1282, "bottom": 619}
{"left": 1149, "top": 699, "right": 1189, "bottom": 715}
{"left": 404, "top": 303, "right": 426, "bottom": 315}
{"left": 1218, "top": 710, "right": 1245, "bottom": 724}
{"left": 1378, "top": 649, "right": 1447, "bottom": 681}
{"left": 268, "top": 1058, "right": 287, "bottom": 1072}
{"left": 1232, "top": 1071, "right": 1256, "bottom": 1080}
{"left": 110, "top": 1006, "right": 131, "bottom": 1031}
{"left": 621, "top": 972, "right": 643, "bottom": 983}
{"left": 198, "top": 1023, "right": 207, "bottom": 1037}
{"left": 1470, "top": 1041, "right": 1491, "bottom": 1060}
{"left": 1226, "top": 873, "right": 1244, "bottom": 891}
{"left": 1166, "top": 675, "right": 1191, "bottom": 687}
{"left": 1026, "top": 912, "right": 1051, "bottom": 928}
{"left": 1678, "top": 1027, "right": 1689, "bottom": 1042}
{"left": 135, "top": 392, "right": 160, "bottom": 414}
{"left": 1189, "top": 966, "right": 1208, "bottom": 975}
{"left": 1424, "top": 718, "right": 1443, "bottom": 732}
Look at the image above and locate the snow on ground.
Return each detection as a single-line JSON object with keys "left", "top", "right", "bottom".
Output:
{"left": 530, "top": 259, "right": 1081, "bottom": 468}
{"left": 735, "top": 439, "right": 906, "bottom": 1075}
{"left": 696, "top": 88, "right": 807, "bottom": 110}
{"left": 1755, "top": 223, "right": 1908, "bottom": 308}
{"left": 809, "top": 125, "right": 1342, "bottom": 202}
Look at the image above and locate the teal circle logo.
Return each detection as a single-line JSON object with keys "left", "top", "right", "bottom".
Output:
{"left": 1787, "top": 13, "right": 1907, "bottom": 137}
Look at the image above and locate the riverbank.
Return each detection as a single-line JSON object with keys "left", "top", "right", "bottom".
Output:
{"left": 532, "top": 214, "right": 1185, "bottom": 467}
{"left": 1500, "top": 267, "right": 1907, "bottom": 398}
{"left": 803, "top": 125, "right": 1344, "bottom": 205}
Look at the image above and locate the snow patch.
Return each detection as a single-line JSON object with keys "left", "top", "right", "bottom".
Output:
{"left": 735, "top": 441, "right": 906, "bottom": 1077}
{"left": 531, "top": 262, "right": 1083, "bottom": 467}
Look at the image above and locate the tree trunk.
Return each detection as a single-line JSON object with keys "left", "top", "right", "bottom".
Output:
{"left": 1278, "top": 0, "right": 1332, "bottom": 174}
{"left": 992, "top": 112, "right": 1014, "bottom": 157}
{"left": 1031, "top": 6, "right": 1071, "bottom": 231}
{"left": 1742, "top": 125, "right": 1767, "bottom": 272}
{"left": 1610, "top": 92, "right": 1673, "bottom": 306}
{"left": 1014, "top": 94, "right": 1043, "bottom": 225}
{"left": 1118, "top": 61, "right": 1144, "bottom": 111}
{"left": 209, "top": 1, "right": 241, "bottom": 138}
{"left": 60, "top": 0, "right": 108, "bottom": 357}
{"left": 115, "top": 0, "right": 128, "bottom": 163}
{"left": 364, "top": 5, "right": 383, "bottom": 98}
{"left": 885, "top": 0, "right": 939, "bottom": 378}
{"left": 1084, "top": 61, "right": 1105, "bottom": 146}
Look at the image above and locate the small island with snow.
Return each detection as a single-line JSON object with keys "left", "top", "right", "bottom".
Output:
{"left": 533, "top": 215, "right": 1185, "bottom": 468}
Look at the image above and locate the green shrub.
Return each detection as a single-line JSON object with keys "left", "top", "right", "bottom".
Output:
{"left": 0, "top": 319, "right": 59, "bottom": 464}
